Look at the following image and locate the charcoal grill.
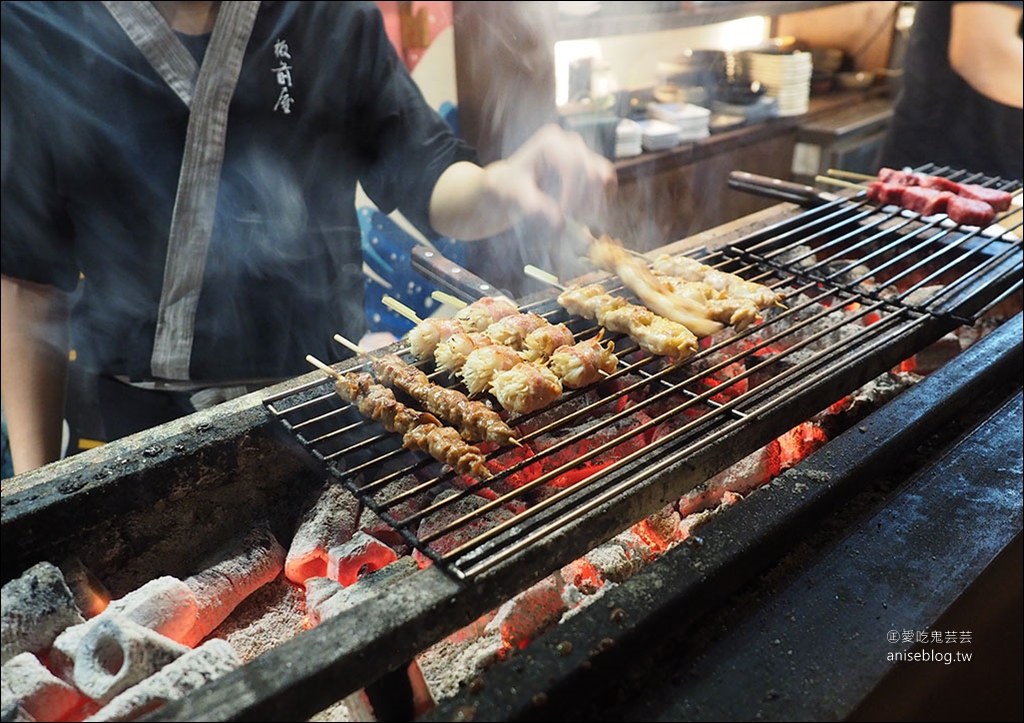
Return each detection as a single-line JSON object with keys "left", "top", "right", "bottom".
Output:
{"left": 1, "top": 165, "right": 1020, "bottom": 722}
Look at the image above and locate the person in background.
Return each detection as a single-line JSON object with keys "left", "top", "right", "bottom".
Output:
{"left": 1, "top": 1, "right": 617, "bottom": 476}
{"left": 879, "top": 0, "right": 1023, "bottom": 180}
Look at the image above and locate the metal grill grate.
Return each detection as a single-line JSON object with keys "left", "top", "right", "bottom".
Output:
{"left": 264, "top": 166, "right": 1021, "bottom": 581}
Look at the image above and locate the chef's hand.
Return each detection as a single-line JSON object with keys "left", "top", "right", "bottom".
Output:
{"left": 429, "top": 124, "right": 617, "bottom": 241}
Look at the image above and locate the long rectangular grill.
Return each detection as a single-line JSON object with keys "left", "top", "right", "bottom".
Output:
{"left": 264, "top": 164, "right": 1021, "bottom": 581}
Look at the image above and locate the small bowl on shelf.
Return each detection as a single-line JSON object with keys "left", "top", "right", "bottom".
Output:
{"left": 835, "top": 71, "right": 876, "bottom": 90}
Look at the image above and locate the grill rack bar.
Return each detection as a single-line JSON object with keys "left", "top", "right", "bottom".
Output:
{"left": 264, "top": 167, "right": 1022, "bottom": 581}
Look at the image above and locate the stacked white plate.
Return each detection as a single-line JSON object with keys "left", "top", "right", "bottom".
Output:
{"left": 636, "top": 119, "right": 683, "bottom": 152}
{"left": 646, "top": 102, "right": 712, "bottom": 142}
{"left": 615, "top": 118, "right": 643, "bottom": 159}
{"left": 744, "top": 51, "right": 812, "bottom": 116}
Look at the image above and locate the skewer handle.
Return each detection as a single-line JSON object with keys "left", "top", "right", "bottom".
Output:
{"left": 815, "top": 175, "right": 867, "bottom": 191}
{"left": 306, "top": 354, "right": 341, "bottom": 379}
{"left": 826, "top": 168, "right": 876, "bottom": 181}
{"left": 431, "top": 290, "right": 467, "bottom": 309}
{"left": 333, "top": 333, "right": 369, "bottom": 358}
{"left": 382, "top": 295, "right": 423, "bottom": 324}
{"left": 523, "top": 264, "right": 564, "bottom": 289}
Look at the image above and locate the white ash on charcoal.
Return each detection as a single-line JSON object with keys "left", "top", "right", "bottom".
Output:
{"left": 304, "top": 557, "right": 418, "bottom": 626}
{"left": 677, "top": 443, "right": 781, "bottom": 520}
{"left": 205, "top": 577, "right": 306, "bottom": 663}
{"left": 774, "top": 244, "right": 817, "bottom": 269}
{"left": 83, "top": 638, "right": 241, "bottom": 723}
{"left": 814, "top": 369, "right": 922, "bottom": 429}
{"left": 50, "top": 576, "right": 199, "bottom": 681}
{"left": 819, "top": 260, "right": 877, "bottom": 292}
{"left": 285, "top": 481, "right": 361, "bottom": 585}
{"left": 485, "top": 573, "right": 567, "bottom": 652}
{"left": 180, "top": 520, "right": 286, "bottom": 645}
{"left": 580, "top": 528, "right": 653, "bottom": 585}
{"left": 415, "top": 615, "right": 505, "bottom": 704}
{"left": 326, "top": 531, "right": 399, "bottom": 587}
{"left": 72, "top": 615, "right": 189, "bottom": 705}
{"left": 306, "top": 689, "right": 375, "bottom": 723}
{"left": 1, "top": 561, "right": 86, "bottom": 665}
{"left": 1, "top": 651, "right": 91, "bottom": 722}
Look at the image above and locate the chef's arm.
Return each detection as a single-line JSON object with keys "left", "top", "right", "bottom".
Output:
{"left": 1, "top": 274, "right": 70, "bottom": 475}
{"left": 428, "top": 123, "right": 617, "bottom": 241}
{"left": 949, "top": 2, "right": 1023, "bottom": 109}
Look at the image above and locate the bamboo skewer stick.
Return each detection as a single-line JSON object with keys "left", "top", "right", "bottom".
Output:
{"left": 825, "top": 168, "right": 876, "bottom": 181}
{"left": 306, "top": 354, "right": 341, "bottom": 380}
{"left": 382, "top": 295, "right": 422, "bottom": 324}
{"left": 431, "top": 290, "right": 467, "bottom": 309}
{"left": 815, "top": 175, "right": 868, "bottom": 190}
{"left": 524, "top": 264, "right": 565, "bottom": 290}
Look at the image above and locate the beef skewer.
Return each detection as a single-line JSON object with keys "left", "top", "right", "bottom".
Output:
{"left": 333, "top": 334, "right": 518, "bottom": 447}
{"left": 306, "top": 355, "right": 492, "bottom": 480}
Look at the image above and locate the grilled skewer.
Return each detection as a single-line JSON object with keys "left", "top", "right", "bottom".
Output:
{"left": 556, "top": 283, "right": 698, "bottom": 361}
{"left": 334, "top": 334, "right": 518, "bottom": 447}
{"left": 586, "top": 234, "right": 725, "bottom": 338}
{"left": 306, "top": 355, "right": 492, "bottom": 480}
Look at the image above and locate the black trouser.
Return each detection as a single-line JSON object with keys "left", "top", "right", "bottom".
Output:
{"left": 94, "top": 375, "right": 198, "bottom": 442}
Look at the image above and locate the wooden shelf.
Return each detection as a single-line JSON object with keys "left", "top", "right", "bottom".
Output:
{"left": 556, "top": 1, "right": 852, "bottom": 41}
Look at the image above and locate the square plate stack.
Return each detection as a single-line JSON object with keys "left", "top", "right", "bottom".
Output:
{"left": 635, "top": 118, "right": 683, "bottom": 152}
{"left": 646, "top": 102, "right": 712, "bottom": 142}
{"left": 743, "top": 50, "right": 812, "bottom": 116}
{"left": 615, "top": 118, "right": 643, "bottom": 159}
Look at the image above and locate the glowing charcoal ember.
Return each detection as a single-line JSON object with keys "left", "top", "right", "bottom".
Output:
{"left": 485, "top": 574, "right": 566, "bottom": 652}
{"left": 581, "top": 529, "right": 651, "bottom": 584}
{"left": 304, "top": 558, "right": 418, "bottom": 626}
{"left": 82, "top": 639, "right": 241, "bottom": 722}
{"left": 50, "top": 576, "right": 199, "bottom": 680}
{"left": 181, "top": 522, "right": 286, "bottom": 646}
{"left": 1, "top": 651, "right": 88, "bottom": 722}
{"left": 676, "top": 442, "right": 782, "bottom": 519}
{"left": 326, "top": 531, "right": 399, "bottom": 587}
{"left": 285, "top": 482, "right": 361, "bottom": 585}
{"left": 73, "top": 614, "right": 189, "bottom": 705}
{"left": 1, "top": 561, "right": 86, "bottom": 664}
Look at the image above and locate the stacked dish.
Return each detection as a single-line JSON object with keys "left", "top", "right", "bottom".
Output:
{"left": 635, "top": 119, "right": 683, "bottom": 152}
{"left": 646, "top": 102, "right": 711, "bottom": 142}
{"left": 743, "top": 50, "right": 812, "bottom": 116}
{"left": 615, "top": 118, "right": 643, "bottom": 159}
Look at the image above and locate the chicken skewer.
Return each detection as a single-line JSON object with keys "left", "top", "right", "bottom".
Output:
{"left": 333, "top": 334, "right": 518, "bottom": 447}
{"left": 585, "top": 233, "right": 725, "bottom": 338}
{"left": 554, "top": 282, "right": 699, "bottom": 361}
{"left": 306, "top": 355, "right": 492, "bottom": 480}
{"left": 434, "top": 293, "right": 617, "bottom": 390}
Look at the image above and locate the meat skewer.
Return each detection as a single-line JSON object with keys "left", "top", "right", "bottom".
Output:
{"left": 649, "top": 255, "right": 784, "bottom": 318}
{"left": 306, "top": 355, "right": 492, "bottom": 480}
{"left": 556, "top": 282, "right": 698, "bottom": 361}
{"left": 333, "top": 334, "right": 518, "bottom": 448}
{"left": 490, "top": 361, "right": 563, "bottom": 415}
{"left": 586, "top": 234, "right": 725, "bottom": 338}
{"left": 547, "top": 331, "right": 618, "bottom": 389}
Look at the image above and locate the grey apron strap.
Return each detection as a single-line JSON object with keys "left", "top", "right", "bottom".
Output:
{"left": 102, "top": 1, "right": 198, "bottom": 106}
{"left": 104, "top": 1, "right": 261, "bottom": 381}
